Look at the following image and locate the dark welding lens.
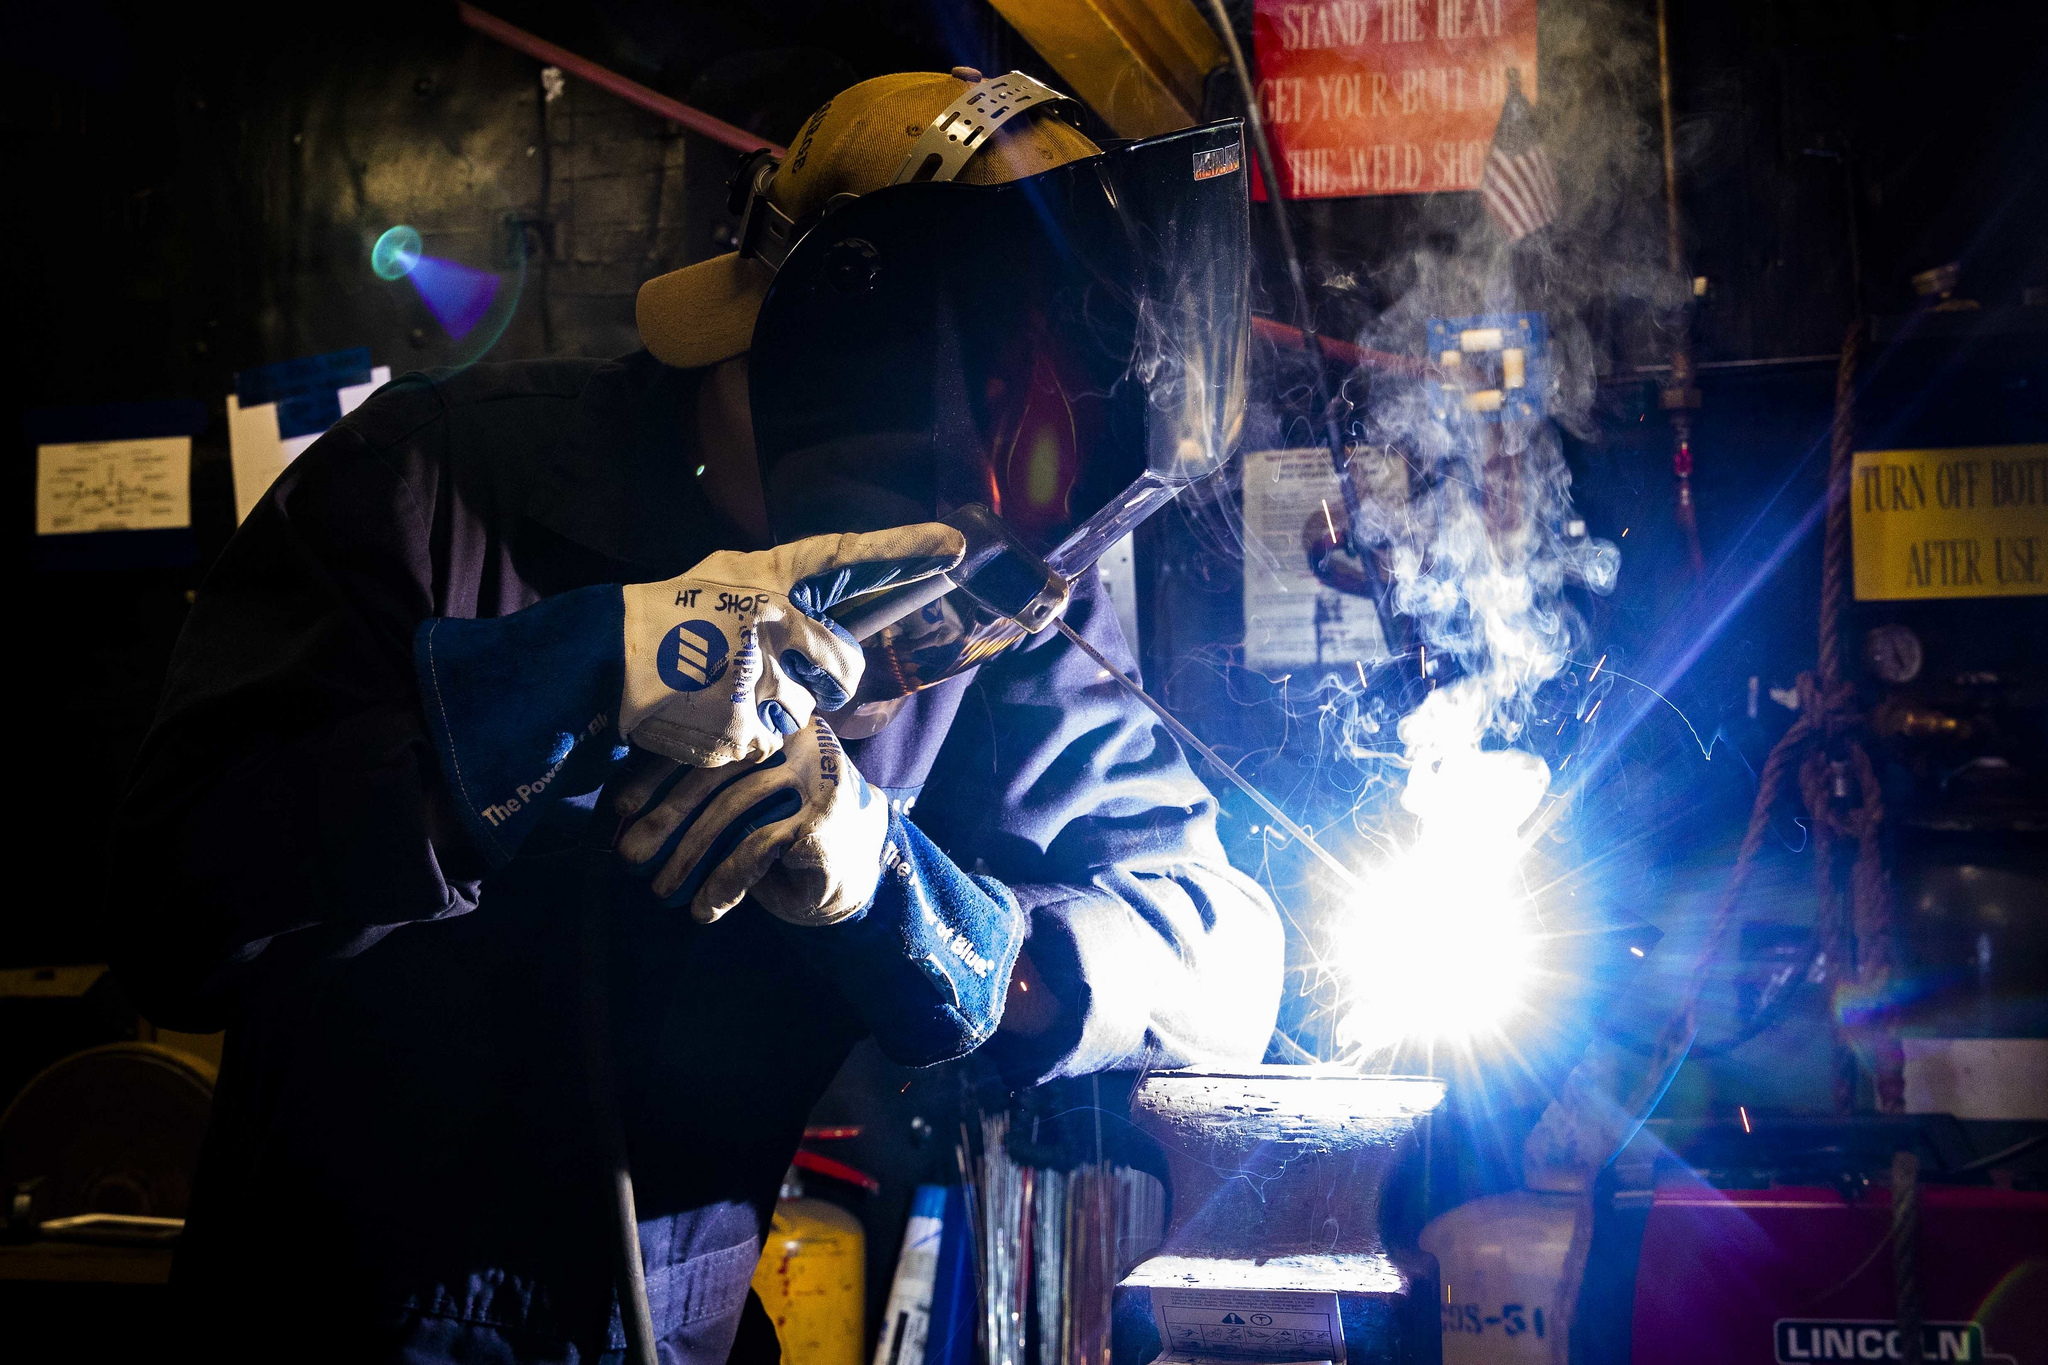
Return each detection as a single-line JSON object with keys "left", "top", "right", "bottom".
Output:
{"left": 752, "top": 119, "right": 1248, "bottom": 705}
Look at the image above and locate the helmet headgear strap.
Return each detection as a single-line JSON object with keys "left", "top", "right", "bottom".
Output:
{"left": 732, "top": 71, "right": 1079, "bottom": 276}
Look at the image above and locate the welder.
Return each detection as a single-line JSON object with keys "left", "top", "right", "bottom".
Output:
{"left": 106, "top": 69, "right": 1280, "bottom": 1364}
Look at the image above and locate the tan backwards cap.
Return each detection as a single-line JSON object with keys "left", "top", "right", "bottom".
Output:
{"left": 637, "top": 69, "right": 1100, "bottom": 370}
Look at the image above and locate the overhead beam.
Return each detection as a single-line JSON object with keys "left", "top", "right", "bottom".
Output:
{"left": 986, "top": 0, "right": 1223, "bottom": 139}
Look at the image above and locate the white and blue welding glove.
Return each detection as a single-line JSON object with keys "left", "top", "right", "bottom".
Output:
{"left": 415, "top": 526, "right": 963, "bottom": 869}
{"left": 614, "top": 719, "right": 1028, "bottom": 1066}
{"left": 619, "top": 527, "right": 964, "bottom": 766}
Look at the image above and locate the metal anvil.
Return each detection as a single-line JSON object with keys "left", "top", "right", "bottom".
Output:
{"left": 1117, "top": 1066, "right": 1448, "bottom": 1365}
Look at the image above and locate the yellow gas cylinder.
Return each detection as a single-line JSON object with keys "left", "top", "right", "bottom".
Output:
{"left": 752, "top": 1168, "right": 865, "bottom": 1365}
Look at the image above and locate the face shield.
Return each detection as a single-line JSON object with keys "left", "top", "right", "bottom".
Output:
{"left": 748, "top": 118, "right": 1249, "bottom": 723}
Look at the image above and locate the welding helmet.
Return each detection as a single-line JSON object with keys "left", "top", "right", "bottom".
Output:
{"left": 735, "top": 74, "right": 1250, "bottom": 720}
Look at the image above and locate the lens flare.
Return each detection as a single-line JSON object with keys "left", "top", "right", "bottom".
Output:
{"left": 372, "top": 225, "right": 423, "bottom": 280}
{"left": 371, "top": 225, "right": 503, "bottom": 342}
{"left": 407, "top": 256, "right": 501, "bottom": 341}
{"left": 1330, "top": 687, "right": 1551, "bottom": 1059}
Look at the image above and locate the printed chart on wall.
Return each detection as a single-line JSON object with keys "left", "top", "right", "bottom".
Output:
{"left": 1242, "top": 447, "right": 1390, "bottom": 675}
{"left": 1253, "top": 0, "right": 1539, "bottom": 198}
{"left": 35, "top": 437, "right": 192, "bottom": 536}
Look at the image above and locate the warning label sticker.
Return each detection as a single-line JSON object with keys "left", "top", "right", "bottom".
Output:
{"left": 1149, "top": 1289, "right": 1345, "bottom": 1363}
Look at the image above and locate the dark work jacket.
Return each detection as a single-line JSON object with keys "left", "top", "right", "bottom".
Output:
{"left": 107, "top": 352, "right": 1281, "bottom": 1364}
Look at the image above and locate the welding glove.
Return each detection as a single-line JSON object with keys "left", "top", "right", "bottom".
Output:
{"left": 614, "top": 722, "right": 1028, "bottom": 1066}
{"left": 613, "top": 717, "right": 888, "bottom": 925}
{"left": 415, "top": 526, "right": 963, "bottom": 870}
{"left": 618, "top": 527, "right": 965, "bottom": 766}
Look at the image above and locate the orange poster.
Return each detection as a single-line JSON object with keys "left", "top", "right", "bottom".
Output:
{"left": 1252, "top": 0, "right": 1540, "bottom": 198}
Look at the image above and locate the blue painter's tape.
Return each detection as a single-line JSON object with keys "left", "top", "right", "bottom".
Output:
{"left": 23, "top": 400, "right": 209, "bottom": 445}
{"left": 33, "top": 528, "right": 197, "bottom": 573}
{"left": 234, "top": 347, "right": 373, "bottom": 406}
{"left": 272, "top": 392, "right": 341, "bottom": 440}
{"left": 234, "top": 348, "right": 374, "bottom": 439}
{"left": 1426, "top": 311, "right": 1549, "bottom": 424}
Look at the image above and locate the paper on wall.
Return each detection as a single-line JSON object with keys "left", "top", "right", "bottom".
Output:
{"left": 338, "top": 369, "right": 390, "bottom": 417}
{"left": 1095, "top": 532, "right": 1142, "bottom": 657}
{"left": 36, "top": 436, "right": 192, "bottom": 535}
{"left": 1241, "top": 447, "right": 1388, "bottom": 675}
{"left": 229, "top": 365, "right": 389, "bottom": 524}
{"left": 227, "top": 393, "right": 286, "bottom": 526}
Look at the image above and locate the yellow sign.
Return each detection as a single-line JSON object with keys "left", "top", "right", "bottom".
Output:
{"left": 1851, "top": 445, "right": 2048, "bottom": 600}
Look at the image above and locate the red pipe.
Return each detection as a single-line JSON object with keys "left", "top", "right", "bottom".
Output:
{"left": 456, "top": 3, "right": 785, "bottom": 158}
{"left": 458, "top": 6, "right": 1431, "bottom": 384}
{"left": 1252, "top": 316, "right": 1429, "bottom": 379}
{"left": 791, "top": 1149, "right": 881, "bottom": 1193}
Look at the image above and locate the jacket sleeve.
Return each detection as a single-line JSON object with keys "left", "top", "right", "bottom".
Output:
{"left": 105, "top": 398, "right": 488, "bottom": 1031}
{"left": 915, "top": 570, "right": 1283, "bottom": 1081}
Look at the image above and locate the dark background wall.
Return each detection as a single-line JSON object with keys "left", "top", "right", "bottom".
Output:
{"left": 4, "top": 0, "right": 2044, "bottom": 978}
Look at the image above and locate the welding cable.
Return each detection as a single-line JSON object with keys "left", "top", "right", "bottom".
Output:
{"left": 578, "top": 791, "right": 661, "bottom": 1365}
{"left": 1762, "top": 1136, "right": 2048, "bottom": 1323}
{"left": 1667, "top": 941, "right": 1824, "bottom": 1061}
{"left": 1052, "top": 617, "right": 1361, "bottom": 891}
{"left": 1936, "top": 1131, "right": 2048, "bottom": 1176}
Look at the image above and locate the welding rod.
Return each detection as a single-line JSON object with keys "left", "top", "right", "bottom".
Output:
{"left": 1051, "top": 618, "right": 1362, "bottom": 891}
{"left": 832, "top": 508, "right": 1361, "bottom": 889}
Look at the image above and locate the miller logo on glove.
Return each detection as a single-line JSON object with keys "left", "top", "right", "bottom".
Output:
{"left": 414, "top": 525, "right": 962, "bottom": 869}
{"left": 620, "top": 527, "right": 965, "bottom": 767}
{"left": 614, "top": 720, "right": 1027, "bottom": 1067}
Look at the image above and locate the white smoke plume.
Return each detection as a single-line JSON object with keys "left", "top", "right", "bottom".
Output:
{"left": 1259, "top": 0, "right": 1682, "bottom": 1060}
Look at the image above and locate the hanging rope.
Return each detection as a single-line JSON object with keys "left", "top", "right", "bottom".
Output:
{"left": 1892, "top": 1150, "right": 1925, "bottom": 1365}
{"left": 1680, "top": 320, "right": 1906, "bottom": 1111}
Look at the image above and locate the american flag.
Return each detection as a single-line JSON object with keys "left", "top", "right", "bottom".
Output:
{"left": 1479, "top": 68, "right": 1560, "bottom": 241}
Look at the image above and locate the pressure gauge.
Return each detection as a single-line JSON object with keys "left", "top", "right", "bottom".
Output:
{"left": 1864, "top": 623, "right": 1924, "bottom": 685}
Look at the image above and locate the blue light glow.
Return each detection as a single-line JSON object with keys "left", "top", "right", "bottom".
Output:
{"left": 408, "top": 256, "right": 500, "bottom": 341}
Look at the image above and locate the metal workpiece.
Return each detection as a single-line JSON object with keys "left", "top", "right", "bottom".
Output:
{"left": 1117, "top": 1067, "right": 1448, "bottom": 1363}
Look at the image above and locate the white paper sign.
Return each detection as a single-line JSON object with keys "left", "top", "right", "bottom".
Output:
{"left": 36, "top": 437, "right": 192, "bottom": 535}
{"left": 337, "top": 370, "right": 390, "bottom": 417}
{"left": 1150, "top": 1288, "right": 1346, "bottom": 1362}
{"left": 1095, "top": 532, "right": 1142, "bottom": 655}
{"left": 227, "top": 394, "right": 287, "bottom": 527}
{"left": 1240, "top": 448, "right": 1387, "bottom": 674}
{"left": 228, "top": 366, "right": 390, "bottom": 524}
